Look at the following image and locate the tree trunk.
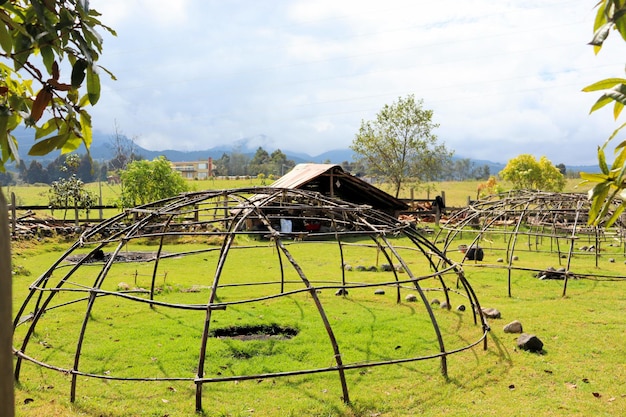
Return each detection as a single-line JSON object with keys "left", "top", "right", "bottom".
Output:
{"left": 0, "top": 190, "right": 14, "bottom": 416}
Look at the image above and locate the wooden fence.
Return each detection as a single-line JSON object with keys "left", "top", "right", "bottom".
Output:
{"left": 6, "top": 191, "right": 119, "bottom": 237}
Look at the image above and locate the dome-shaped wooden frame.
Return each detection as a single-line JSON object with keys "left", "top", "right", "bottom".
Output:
{"left": 436, "top": 190, "right": 626, "bottom": 297}
{"left": 13, "top": 187, "right": 489, "bottom": 412}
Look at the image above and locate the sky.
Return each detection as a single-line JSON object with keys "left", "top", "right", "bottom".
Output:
{"left": 86, "top": 0, "right": 624, "bottom": 165}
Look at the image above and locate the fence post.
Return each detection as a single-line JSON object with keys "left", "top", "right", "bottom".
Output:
{"left": 10, "top": 193, "right": 15, "bottom": 237}
{"left": 98, "top": 180, "right": 103, "bottom": 220}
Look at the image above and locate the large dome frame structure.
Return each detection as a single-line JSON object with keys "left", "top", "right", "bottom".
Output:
{"left": 13, "top": 187, "right": 489, "bottom": 412}
{"left": 436, "top": 189, "right": 626, "bottom": 297}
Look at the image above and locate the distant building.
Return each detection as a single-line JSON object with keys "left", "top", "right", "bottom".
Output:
{"left": 170, "top": 158, "right": 213, "bottom": 179}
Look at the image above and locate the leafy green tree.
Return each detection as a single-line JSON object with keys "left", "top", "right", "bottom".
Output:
{"left": 25, "top": 160, "right": 48, "bottom": 183}
{"left": 270, "top": 149, "right": 294, "bottom": 176}
{"left": 249, "top": 146, "right": 271, "bottom": 175}
{"left": 499, "top": 154, "right": 566, "bottom": 191}
{"left": 213, "top": 152, "right": 230, "bottom": 177}
{"left": 17, "top": 159, "right": 26, "bottom": 182}
{"left": 77, "top": 153, "right": 95, "bottom": 182}
{"left": 0, "top": 3, "right": 113, "bottom": 413}
{"left": 48, "top": 154, "right": 96, "bottom": 223}
{"left": 472, "top": 164, "right": 491, "bottom": 181}
{"left": 0, "top": 0, "right": 115, "bottom": 404}
{"left": 44, "top": 156, "right": 64, "bottom": 182}
{"left": 229, "top": 149, "right": 250, "bottom": 177}
{"left": 341, "top": 159, "right": 367, "bottom": 176}
{"left": 581, "top": 1, "right": 626, "bottom": 226}
{"left": 119, "top": 157, "right": 189, "bottom": 207}
{"left": 351, "top": 95, "right": 453, "bottom": 198}
{"left": 0, "top": 170, "right": 13, "bottom": 186}
{"left": 450, "top": 158, "right": 473, "bottom": 181}
{"left": 0, "top": 1, "right": 114, "bottom": 170}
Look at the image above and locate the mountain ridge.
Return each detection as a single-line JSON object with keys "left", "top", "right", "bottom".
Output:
{"left": 10, "top": 128, "right": 600, "bottom": 173}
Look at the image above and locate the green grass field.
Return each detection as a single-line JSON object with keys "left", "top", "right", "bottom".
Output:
{"left": 8, "top": 177, "right": 622, "bottom": 417}
{"left": 3, "top": 176, "right": 590, "bottom": 216}
{"left": 10, "top": 222, "right": 626, "bottom": 416}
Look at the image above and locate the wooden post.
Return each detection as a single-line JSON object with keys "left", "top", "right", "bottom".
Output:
{"left": 0, "top": 190, "right": 15, "bottom": 417}
{"left": 98, "top": 180, "right": 103, "bottom": 220}
{"left": 10, "top": 192, "right": 16, "bottom": 237}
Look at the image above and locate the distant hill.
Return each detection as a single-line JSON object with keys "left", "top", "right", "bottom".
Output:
{"left": 9, "top": 127, "right": 600, "bottom": 174}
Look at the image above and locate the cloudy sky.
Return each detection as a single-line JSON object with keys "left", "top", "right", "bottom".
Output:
{"left": 87, "top": 0, "right": 624, "bottom": 165}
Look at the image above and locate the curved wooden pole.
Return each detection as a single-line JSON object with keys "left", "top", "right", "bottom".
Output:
{"left": 276, "top": 239, "right": 351, "bottom": 403}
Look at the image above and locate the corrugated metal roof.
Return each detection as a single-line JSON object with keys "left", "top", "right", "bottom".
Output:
{"left": 270, "top": 163, "right": 339, "bottom": 189}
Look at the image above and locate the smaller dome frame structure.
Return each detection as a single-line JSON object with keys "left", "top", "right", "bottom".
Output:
{"left": 436, "top": 190, "right": 626, "bottom": 296}
{"left": 14, "top": 187, "right": 489, "bottom": 412}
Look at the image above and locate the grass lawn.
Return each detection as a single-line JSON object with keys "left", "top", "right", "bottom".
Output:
{"left": 3, "top": 176, "right": 589, "bottom": 214}
{"left": 7, "top": 177, "right": 620, "bottom": 416}
{"left": 10, "top": 227, "right": 626, "bottom": 417}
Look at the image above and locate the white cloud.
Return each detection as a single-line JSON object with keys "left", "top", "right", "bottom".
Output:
{"left": 85, "top": 0, "right": 623, "bottom": 165}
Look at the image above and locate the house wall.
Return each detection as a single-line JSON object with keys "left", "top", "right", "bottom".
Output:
{"left": 170, "top": 159, "right": 212, "bottom": 180}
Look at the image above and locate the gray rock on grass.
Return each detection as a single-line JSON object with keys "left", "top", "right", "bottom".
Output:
{"left": 503, "top": 320, "right": 523, "bottom": 333}
{"left": 516, "top": 333, "right": 544, "bottom": 352}
{"left": 480, "top": 307, "right": 501, "bottom": 319}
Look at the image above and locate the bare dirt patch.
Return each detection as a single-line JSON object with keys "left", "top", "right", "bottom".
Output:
{"left": 210, "top": 324, "right": 299, "bottom": 341}
{"left": 66, "top": 250, "right": 159, "bottom": 264}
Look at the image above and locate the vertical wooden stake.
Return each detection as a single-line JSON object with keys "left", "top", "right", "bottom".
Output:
{"left": 0, "top": 190, "right": 15, "bottom": 416}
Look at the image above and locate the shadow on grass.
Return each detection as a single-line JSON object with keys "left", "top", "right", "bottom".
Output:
{"left": 445, "top": 329, "right": 514, "bottom": 391}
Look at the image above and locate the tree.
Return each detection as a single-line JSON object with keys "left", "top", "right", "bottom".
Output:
{"left": 0, "top": 3, "right": 113, "bottom": 414}
{"left": 0, "top": 2, "right": 114, "bottom": 171}
{"left": 76, "top": 153, "right": 95, "bottom": 183}
{"left": 213, "top": 152, "right": 230, "bottom": 177}
{"left": 472, "top": 164, "right": 491, "bottom": 181}
{"left": 341, "top": 159, "right": 368, "bottom": 177}
{"left": 451, "top": 158, "right": 473, "bottom": 181}
{"left": 0, "top": 170, "right": 13, "bottom": 186}
{"left": 351, "top": 95, "right": 453, "bottom": 198}
{"left": 17, "top": 159, "right": 26, "bottom": 182}
{"left": 25, "top": 160, "right": 48, "bottom": 183}
{"left": 499, "top": 154, "right": 566, "bottom": 191}
{"left": 119, "top": 157, "right": 189, "bottom": 207}
{"left": 249, "top": 146, "right": 270, "bottom": 175}
{"left": 580, "top": 1, "right": 626, "bottom": 226}
{"left": 108, "top": 123, "right": 141, "bottom": 171}
{"left": 48, "top": 154, "right": 96, "bottom": 224}
{"left": 270, "top": 149, "right": 294, "bottom": 176}
{"left": 229, "top": 148, "right": 250, "bottom": 177}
